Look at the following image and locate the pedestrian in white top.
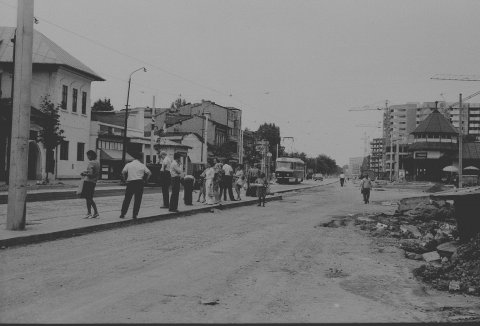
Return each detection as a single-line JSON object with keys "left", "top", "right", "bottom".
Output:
{"left": 120, "top": 153, "right": 151, "bottom": 219}
{"left": 340, "top": 172, "right": 345, "bottom": 187}
{"left": 168, "top": 152, "right": 184, "bottom": 212}
{"left": 221, "top": 159, "right": 236, "bottom": 201}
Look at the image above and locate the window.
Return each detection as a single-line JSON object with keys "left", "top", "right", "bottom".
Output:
{"left": 62, "top": 85, "right": 68, "bottom": 110}
{"left": 81, "top": 91, "right": 87, "bottom": 115}
{"left": 77, "top": 142, "right": 85, "bottom": 161}
{"left": 72, "top": 88, "right": 78, "bottom": 112}
{"left": 60, "top": 140, "right": 69, "bottom": 160}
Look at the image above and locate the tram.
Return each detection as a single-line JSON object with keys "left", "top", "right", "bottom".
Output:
{"left": 275, "top": 157, "right": 305, "bottom": 184}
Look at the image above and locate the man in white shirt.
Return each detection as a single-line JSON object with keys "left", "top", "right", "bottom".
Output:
{"left": 340, "top": 172, "right": 345, "bottom": 187}
{"left": 158, "top": 151, "right": 172, "bottom": 209}
{"left": 120, "top": 153, "right": 151, "bottom": 219}
{"left": 169, "top": 152, "right": 184, "bottom": 212}
{"left": 222, "top": 159, "right": 236, "bottom": 201}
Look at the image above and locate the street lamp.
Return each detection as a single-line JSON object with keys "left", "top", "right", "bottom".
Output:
{"left": 122, "top": 67, "right": 147, "bottom": 166}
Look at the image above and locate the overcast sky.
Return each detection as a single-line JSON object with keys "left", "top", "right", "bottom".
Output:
{"left": 1, "top": 0, "right": 480, "bottom": 165}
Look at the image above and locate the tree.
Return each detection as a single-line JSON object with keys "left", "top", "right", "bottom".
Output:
{"left": 256, "top": 123, "right": 281, "bottom": 160}
{"left": 170, "top": 97, "right": 187, "bottom": 109}
{"left": 211, "top": 141, "right": 237, "bottom": 160}
{"left": 37, "top": 96, "right": 65, "bottom": 183}
{"left": 91, "top": 98, "right": 114, "bottom": 111}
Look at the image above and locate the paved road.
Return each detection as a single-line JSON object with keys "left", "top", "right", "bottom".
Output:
{"left": 1, "top": 183, "right": 479, "bottom": 323}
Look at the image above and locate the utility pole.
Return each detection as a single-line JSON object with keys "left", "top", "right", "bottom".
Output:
{"left": 7, "top": 0, "right": 34, "bottom": 230}
{"left": 150, "top": 96, "right": 155, "bottom": 163}
{"left": 203, "top": 113, "right": 210, "bottom": 164}
{"left": 458, "top": 93, "right": 463, "bottom": 188}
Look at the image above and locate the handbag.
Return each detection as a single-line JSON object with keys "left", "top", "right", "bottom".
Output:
{"left": 76, "top": 179, "right": 85, "bottom": 197}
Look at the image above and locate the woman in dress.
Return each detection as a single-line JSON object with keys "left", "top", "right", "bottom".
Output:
{"left": 234, "top": 164, "right": 245, "bottom": 200}
{"left": 204, "top": 161, "right": 216, "bottom": 205}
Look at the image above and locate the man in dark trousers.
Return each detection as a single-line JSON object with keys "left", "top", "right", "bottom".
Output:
{"left": 169, "top": 152, "right": 183, "bottom": 212}
{"left": 120, "top": 153, "right": 151, "bottom": 219}
{"left": 221, "top": 159, "right": 236, "bottom": 201}
{"left": 158, "top": 151, "right": 172, "bottom": 209}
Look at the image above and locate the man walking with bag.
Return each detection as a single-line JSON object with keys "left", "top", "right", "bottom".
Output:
{"left": 120, "top": 153, "right": 151, "bottom": 219}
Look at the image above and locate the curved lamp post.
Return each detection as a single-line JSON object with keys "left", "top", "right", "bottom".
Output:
{"left": 122, "top": 67, "right": 147, "bottom": 166}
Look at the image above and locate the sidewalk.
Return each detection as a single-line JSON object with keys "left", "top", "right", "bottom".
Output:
{"left": 0, "top": 180, "right": 336, "bottom": 248}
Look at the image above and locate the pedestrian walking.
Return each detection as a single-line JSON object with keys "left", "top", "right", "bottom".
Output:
{"left": 221, "top": 159, "right": 236, "bottom": 201}
{"left": 158, "top": 151, "right": 172, "bottom": 209}
{"left": 204, "top": 160, "right": 215, "bottom": 205}
{"left": 255, "top": 172, "right": 269, "bottom": 207}
{"left": 183, "top": 174, "right": 195, "bottom": 205}
{"left": 169, "top": 152, "right": 184, "bottom": 212}
{"left": 80, "top": 150, "right": 100, "bottom": 219}
{"left": 234, "top": 164, "right": 245, "bottom": 200}
{"left": 339, "top": 172, "right": 345, "bottom": 187}
{"left": 120, "top": 153, "right": 151, "bottom": 219}
{"left": 197, "top": 165, "right": 206, "bottom": 203}
{"left": 360, "top": 174, "right": 372, "bottom": 204}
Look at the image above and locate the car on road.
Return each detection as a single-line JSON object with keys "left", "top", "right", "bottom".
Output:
{"left": 312, "top": 173, "right": 323, "bottom": 181}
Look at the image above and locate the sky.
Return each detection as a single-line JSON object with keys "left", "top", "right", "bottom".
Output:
{"left": 1, "top": 0, "right": 480, "bottom": 166}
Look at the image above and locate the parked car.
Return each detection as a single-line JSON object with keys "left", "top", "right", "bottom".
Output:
{"left": 312, "top": 173, "right": 323, "bottom": 181}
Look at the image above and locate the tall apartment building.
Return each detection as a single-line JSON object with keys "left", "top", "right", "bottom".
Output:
{"left": 369, "top": 138, "right": 384, "bottom": 176}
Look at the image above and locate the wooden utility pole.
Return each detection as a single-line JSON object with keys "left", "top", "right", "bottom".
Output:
{"left": 458, "top": 93, "right": 463, "bottom": 188}
{"left": 150, "top": 96, "right": 155, "bottom": 163}
{"left": 7, "top": 0, "right": 34, "bottom": 230}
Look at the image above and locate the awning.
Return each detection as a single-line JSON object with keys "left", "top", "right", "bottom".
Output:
{"left": 100, "top": 149, "right": 134, "bottom": 161}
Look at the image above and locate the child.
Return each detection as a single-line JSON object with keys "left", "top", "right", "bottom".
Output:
{"left": 255, "top": 172, "right": 268, "bottom": 207}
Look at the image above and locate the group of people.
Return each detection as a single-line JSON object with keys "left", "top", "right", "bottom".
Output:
{"left": 79, "top": 149, "right": 270, "bottom": 220}
{"left": 196, "top": 159, "right": 269, "bottom": 207}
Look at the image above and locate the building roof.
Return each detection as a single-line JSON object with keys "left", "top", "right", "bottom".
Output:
{"left": 0, "top": 26, "right": 104, "bottom": 81}
{"left": 91, "top": 111, "right": 126, "bottom": 127}
{"left": 411, "top": 109, "right": 458, "bottom": 135}
{"left": 163, "top": 131, "right": 205, "bottom": 143}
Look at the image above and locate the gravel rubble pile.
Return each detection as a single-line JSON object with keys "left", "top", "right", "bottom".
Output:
{"left": 354, "top": 198, "right": 480, "bottom": 296}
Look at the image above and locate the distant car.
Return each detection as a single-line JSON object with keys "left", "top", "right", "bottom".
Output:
{"left": 312, "top": 173, "right": 323, "bottom": 181}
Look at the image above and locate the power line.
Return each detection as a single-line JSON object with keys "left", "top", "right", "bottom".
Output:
{"left": 0, "top": 0, "right": 263, "bottom": 111}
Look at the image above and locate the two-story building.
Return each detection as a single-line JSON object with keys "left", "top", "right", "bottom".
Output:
{"left": 0, "top": 26, "right": 104, "bottom": 181}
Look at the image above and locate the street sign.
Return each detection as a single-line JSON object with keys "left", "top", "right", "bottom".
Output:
{"left": 267, "top": 152, "right": 272, "bottom": 157}
{"left": 255, "top": 145, "right": 264, "bottom": 152}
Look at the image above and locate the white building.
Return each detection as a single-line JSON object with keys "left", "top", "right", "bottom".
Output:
{"left": 0, "top": 26, "right": 104, "bottom": 180}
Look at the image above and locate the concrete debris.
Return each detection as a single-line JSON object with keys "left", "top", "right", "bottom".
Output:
{"left": 413, "top": 234, "right": 480, "bottom": 296}
{"left": 422, "top": 251, "right": 441, "bottom": 262}
{"left": 436, "top": 241, "right": 458, "bottom": 258}
{"left": 449, "top": 280, "right": 461, "bottom": 292}
{"left": 355, "top": 193, "right": 479, "bottom": 297}
{"left": 357, "top": 216, "right": 374, "bottom": 223}
{"left": 376, "top": 223, "right": 388, "bottom": 230}
{"left": 400, "top": 225, "right": 422, "bottom": 238}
